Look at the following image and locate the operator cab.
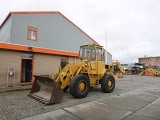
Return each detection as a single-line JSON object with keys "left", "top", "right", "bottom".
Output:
{"left": 79, "top": 44, "right": 103, "bottom": 61}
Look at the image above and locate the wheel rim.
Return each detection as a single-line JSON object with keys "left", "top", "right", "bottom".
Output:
{"left": 78, "top": 80, "right": 86, "bottom": 92}
{"left": 108, "top": 79, "right": 113, "bottom": 89}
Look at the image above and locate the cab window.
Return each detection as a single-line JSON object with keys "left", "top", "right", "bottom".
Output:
{"left": 89, "top": 46, "right": 96, "bottom": 61}
{"left": 97, "top": 48, "right": 103, "bottom": 61}
{"left": 79, "top": 46, "right": 89, "bottom": 60}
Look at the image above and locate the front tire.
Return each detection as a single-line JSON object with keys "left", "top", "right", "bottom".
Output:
{"left": 101, "top": 74, "right": 115, "bottom": 93}
{"left": 69, "top": 74, "right": 90, "bottom": 98}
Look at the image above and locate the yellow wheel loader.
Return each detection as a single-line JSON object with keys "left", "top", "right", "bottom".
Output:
{"left": 28, "top": 44, "right": 115, "bottom": 105}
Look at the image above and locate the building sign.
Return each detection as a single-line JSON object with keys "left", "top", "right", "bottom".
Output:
{"left": 22, "top": 53, "right": 33, "bottom": 59}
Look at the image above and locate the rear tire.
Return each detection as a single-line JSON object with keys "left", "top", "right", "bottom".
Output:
{"left": 69, "top": 74, "right": 90, "bottom": 98}
{"left": 101, "top": 74, "right": 115, "bottom": 93}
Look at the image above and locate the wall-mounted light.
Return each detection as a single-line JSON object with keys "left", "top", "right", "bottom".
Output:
{"left": 28, "top": 46, "right": 33, "bottom": 50}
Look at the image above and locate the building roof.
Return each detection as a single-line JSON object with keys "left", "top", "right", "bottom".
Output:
{"left": 0, "top": 11, "right": 98, "bottom": 43}
{"left": 0, "top": 11, "right": 112, "bottom": 56}
{"left": 0, "top": 42, "right": 78, "bottom": 56}
{"left": 138, "top": 56, "right": 160, "bottom": 59}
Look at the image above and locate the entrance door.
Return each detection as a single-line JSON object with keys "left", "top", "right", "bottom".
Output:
{"left": 21, "top": 53, "right": 33, "bottom": 83}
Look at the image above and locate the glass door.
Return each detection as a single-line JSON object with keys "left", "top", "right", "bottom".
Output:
{"left": 21, "top": 53, "right": 33, "bottom": 84}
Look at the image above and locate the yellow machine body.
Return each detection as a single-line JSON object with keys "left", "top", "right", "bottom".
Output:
{"left": 112, "top": 60, "right": 125, "bottom": 78}
{"left": 141, "top": 67, "right": 160, "bottom": 76}
{"left": 29, "top": 44, "right": 115, "bottom": 105}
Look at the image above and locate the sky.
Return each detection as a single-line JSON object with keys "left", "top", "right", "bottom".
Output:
{"left": 1, "top": 0, "right": 160, "bottom": 63}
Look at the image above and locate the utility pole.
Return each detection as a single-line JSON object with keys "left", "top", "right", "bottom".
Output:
{"left": 105, "top": 30, "right": 108, "bottom": 64}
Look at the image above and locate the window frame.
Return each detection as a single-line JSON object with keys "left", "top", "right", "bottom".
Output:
{"left": 27, "top": 26, "right": 38, "bottom": 41}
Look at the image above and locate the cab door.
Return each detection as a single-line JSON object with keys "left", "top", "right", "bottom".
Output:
{"left": 88, "top": 46, "right": 98, "bottom": 75}
{"left": 97, "top": 48, "right": 105, "bottom": 75}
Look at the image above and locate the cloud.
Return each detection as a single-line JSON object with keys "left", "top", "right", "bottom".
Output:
{"left": 0, "top": 0, "right": 160, "bottom": 64}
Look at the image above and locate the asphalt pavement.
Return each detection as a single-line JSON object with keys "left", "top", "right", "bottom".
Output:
{"left": 0, "top": 75, "right": 160, "bottom": 120}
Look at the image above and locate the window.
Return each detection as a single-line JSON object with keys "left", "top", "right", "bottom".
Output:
{"left": 27, "top": 26, "right": 38, "bottom": 41}
{"left": 97, "top": 48, "right": 103, "bottom": 61}
{"left": 89, "top": 46, "right": 96, "bottom": 61}
{"left": 61, "top": 57, "right": 68, "bottom": 69}
{"left": 79, "top": 46, "right": 96, "bottom": 61}
{"left": 79, "top": 46, "right": 90, "bottom": 60}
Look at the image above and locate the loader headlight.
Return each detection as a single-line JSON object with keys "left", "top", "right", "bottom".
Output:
{"left": 85, "top": 63, "right": 88, "bottom": 70}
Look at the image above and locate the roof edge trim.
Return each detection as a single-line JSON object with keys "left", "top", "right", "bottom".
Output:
{"left": 0, "top": 42, "right": 78, "bottom": 57}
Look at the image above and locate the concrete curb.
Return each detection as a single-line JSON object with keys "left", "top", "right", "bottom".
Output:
{"left": 0, "top": 85, "right": 32, "bottom": 93}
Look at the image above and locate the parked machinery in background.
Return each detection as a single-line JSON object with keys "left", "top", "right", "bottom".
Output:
{"left": 130, "top": 63, "right": 145, "bottom": 75}
{"left": 141, "top": 66, "right": 160, "bottom": 76}
{"left": 122, "top": 63, "right": 145, "bottom": 75}
{"left": 112, "top": 60, "right": 125, "bottom": 78}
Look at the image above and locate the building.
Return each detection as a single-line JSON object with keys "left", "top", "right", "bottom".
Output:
{"left": 138, "top": 56, "right": 160, "bottom": 67}
{"left": 0, "top": 11, "right": 112, "bottom": 87}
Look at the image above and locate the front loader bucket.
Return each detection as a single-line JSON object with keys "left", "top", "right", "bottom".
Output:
{"left": 28, "top": 75, "right": 64, "bottom": 105}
